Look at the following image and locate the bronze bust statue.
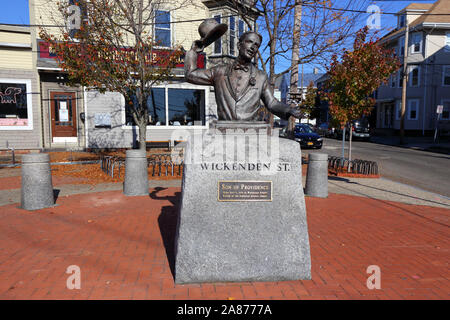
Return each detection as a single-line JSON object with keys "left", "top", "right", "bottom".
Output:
{"left": 184, "top": 19, "right": 302, "bottom": 122}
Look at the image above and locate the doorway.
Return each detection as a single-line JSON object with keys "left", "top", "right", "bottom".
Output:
{"left": 383, "top": 103, "right": 394, "bottom": 128}
{"left": 50, "top": 92, "right": 77, "bottom": 140}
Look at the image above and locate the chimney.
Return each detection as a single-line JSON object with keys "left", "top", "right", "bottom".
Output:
{"left": 313, "top": 68, "right": 319, "bottom": 74}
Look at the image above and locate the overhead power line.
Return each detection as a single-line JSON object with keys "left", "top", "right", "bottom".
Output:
{"left": 0, "top": 14, "right": 242, "bottom": 28}
{"left": 1, "top": 5, "right": 450, "bottom": 29}
{"left": 301, "top": 3, "right": 450, "bottom": 16}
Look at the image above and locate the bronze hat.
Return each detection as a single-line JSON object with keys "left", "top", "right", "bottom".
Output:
{"left": 198, "top": 18, "right": 228, "bottom": 48}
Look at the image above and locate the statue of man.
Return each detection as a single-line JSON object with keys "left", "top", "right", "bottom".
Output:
{"left": 184, "top": 28, "right": 302, "bottom": 121}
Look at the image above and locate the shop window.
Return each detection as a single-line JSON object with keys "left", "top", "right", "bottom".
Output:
{"left": 0, "top": 80, "right": 32, "bottom": 130}
{"left": 407, "top": 100, "right": 419, "bottom": 120}
{"left": 213, "top": 15, "right": 222, "bottom": 54}
{"left": 125, "top": 88, "right": 166, "bottom": 126}
{"left": 168, "top": 88, "right": 205, "bottom": 126}
{"left": 155, "top": 10, "right": 171, "bottom": 47}
{"left": 124, "top": 86, "right": 206, "bottom": 127}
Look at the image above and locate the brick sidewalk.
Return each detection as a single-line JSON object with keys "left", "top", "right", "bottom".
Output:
{"left": 0, "top": 188, "right": 448, "bottom": 300}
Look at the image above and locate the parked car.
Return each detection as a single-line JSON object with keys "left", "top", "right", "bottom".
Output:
{"left": 305, "top": 123, "right": 316, "bottom": 132}
{"left": 316, "top": 122, "right": 336, "bottom": 137}
{"left": 294, "top": 124, "right": 323, "bottom": 149}
{"left": 335, "top": 118, "right": 371, "bottom": 141}
{"left": 351, "top": 118, "right": 371, "bottom": 140}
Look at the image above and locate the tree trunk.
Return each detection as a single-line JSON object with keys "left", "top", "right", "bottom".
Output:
{"left": 341, "top": 125, "right": 346, "bottom": 167}
{"left": 138, "top": 121, "right": 147, "bottom": 150}
{"left": 348, "top": 124, "right": 353, "bottom": 172}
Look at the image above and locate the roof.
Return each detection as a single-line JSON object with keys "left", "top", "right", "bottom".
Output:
{"left": 400, "top": 3, "right": 434, "bottom": 13}
{"left": 410, "top": 0, "right": 450, "bottom": 27}
{"left": 380, "top": 0, "right": 450, "bottom": 43}
{"left": 0, "top": 24, "right": 30, "bottom": 34}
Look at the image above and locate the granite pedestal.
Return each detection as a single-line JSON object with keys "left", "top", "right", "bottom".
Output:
{"left": 174, "top": 127, "right": 311, "bottom": 284}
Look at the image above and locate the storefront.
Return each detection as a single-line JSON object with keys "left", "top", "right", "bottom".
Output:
{"left": 84, "top": 54, "right": 213, "bottom": 149}
{"left": 0, "top": 26, "right": 41, "bottom": 150}
{"left": 37, "top": 40, "right": 86, "bottom": 150}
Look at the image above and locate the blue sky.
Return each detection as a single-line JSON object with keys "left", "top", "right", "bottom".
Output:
{"left": 0, "top": 0, "right": 437, "bottom": 73}
{"left": 271, "top": 0, "right": 437, "bottom": 74}
{"left": 0, "top": 0, "right": 29, "bottom": 25}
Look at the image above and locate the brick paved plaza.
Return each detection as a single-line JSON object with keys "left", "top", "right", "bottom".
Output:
{"left": 0, "top": 186, "right": 448, "bottom": 300}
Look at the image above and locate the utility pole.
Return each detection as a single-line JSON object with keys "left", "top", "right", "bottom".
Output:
{"left": 288, "top": 0, "right": 302, "bottom": 138}
{"left": 400, "top": 23, "right": 409, "bottom": 144}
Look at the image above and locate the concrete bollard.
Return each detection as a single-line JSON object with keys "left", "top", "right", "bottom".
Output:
{"left": 305, "top": 153, "right": 328, "bottom": 198}
{"left": 123, "top": 149, "right": 149, "bottom": 196}
{"left": 21, "top": 153, "right": 55, "bottom": 210}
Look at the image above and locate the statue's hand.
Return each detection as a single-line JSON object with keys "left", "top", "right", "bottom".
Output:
{"left": 191, "top": 40, "right": 205, "bottom": 53}
{"left": 289, "top": 107, "right": 303, "bottom": 119}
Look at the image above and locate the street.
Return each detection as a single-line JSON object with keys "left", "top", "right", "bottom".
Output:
{"left": 302, "top": 137, "right": 450, "bottom": 198}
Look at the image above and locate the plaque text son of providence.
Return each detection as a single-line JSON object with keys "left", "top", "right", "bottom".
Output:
{"left": 218, "top": 181, "right": 272, "bottom": 202}
{"left": 200, "top": 162, "right": 291, "bottom": 171}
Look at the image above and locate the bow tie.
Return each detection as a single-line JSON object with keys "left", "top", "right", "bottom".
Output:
{"left": 233, "top": 63, "right": 250, "bottom": 72}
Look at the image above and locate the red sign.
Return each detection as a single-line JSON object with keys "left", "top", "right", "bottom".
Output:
{"left": 38, "top": 41, "right": 205, "bottom": 69}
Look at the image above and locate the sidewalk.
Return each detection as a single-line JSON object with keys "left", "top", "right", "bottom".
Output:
{"left": 370, "top": 135, "right": 450, "bottom": 155}
{"left": 0, "top": 170, "right": 448, "bottom": 300}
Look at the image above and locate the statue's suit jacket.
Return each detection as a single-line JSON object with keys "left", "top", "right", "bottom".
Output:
{"left": 184, "top": 49, "right": 292, "bottom": 121}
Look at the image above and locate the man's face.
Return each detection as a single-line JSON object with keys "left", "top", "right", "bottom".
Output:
{"left": 238, "top": 33, "right": 261, "bottom": 61}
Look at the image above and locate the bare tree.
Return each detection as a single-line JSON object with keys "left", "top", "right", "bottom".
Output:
{"left": 39, "top": 0, "right": 196, "bottom": 149}
{"left": 231, "top": 0, "right": 371, "bottom": 125}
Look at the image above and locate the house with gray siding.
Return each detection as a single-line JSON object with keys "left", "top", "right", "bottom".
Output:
{"left": 0, "top": 25, "right": 41, "bottom": 150}
{"left": 376, "top": 0, "right": 450, "bottom": 135}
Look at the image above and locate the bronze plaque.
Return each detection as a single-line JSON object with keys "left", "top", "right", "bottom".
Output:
{"left": 218, "top": 181, "right": 272, "bottom": 202}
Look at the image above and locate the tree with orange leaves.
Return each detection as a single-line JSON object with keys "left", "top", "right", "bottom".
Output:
{"left": 39, "top": 0, "right": 187, "bottom": 149}
{"left": 324, "top": 26, "right": 400, "bottom": 166}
